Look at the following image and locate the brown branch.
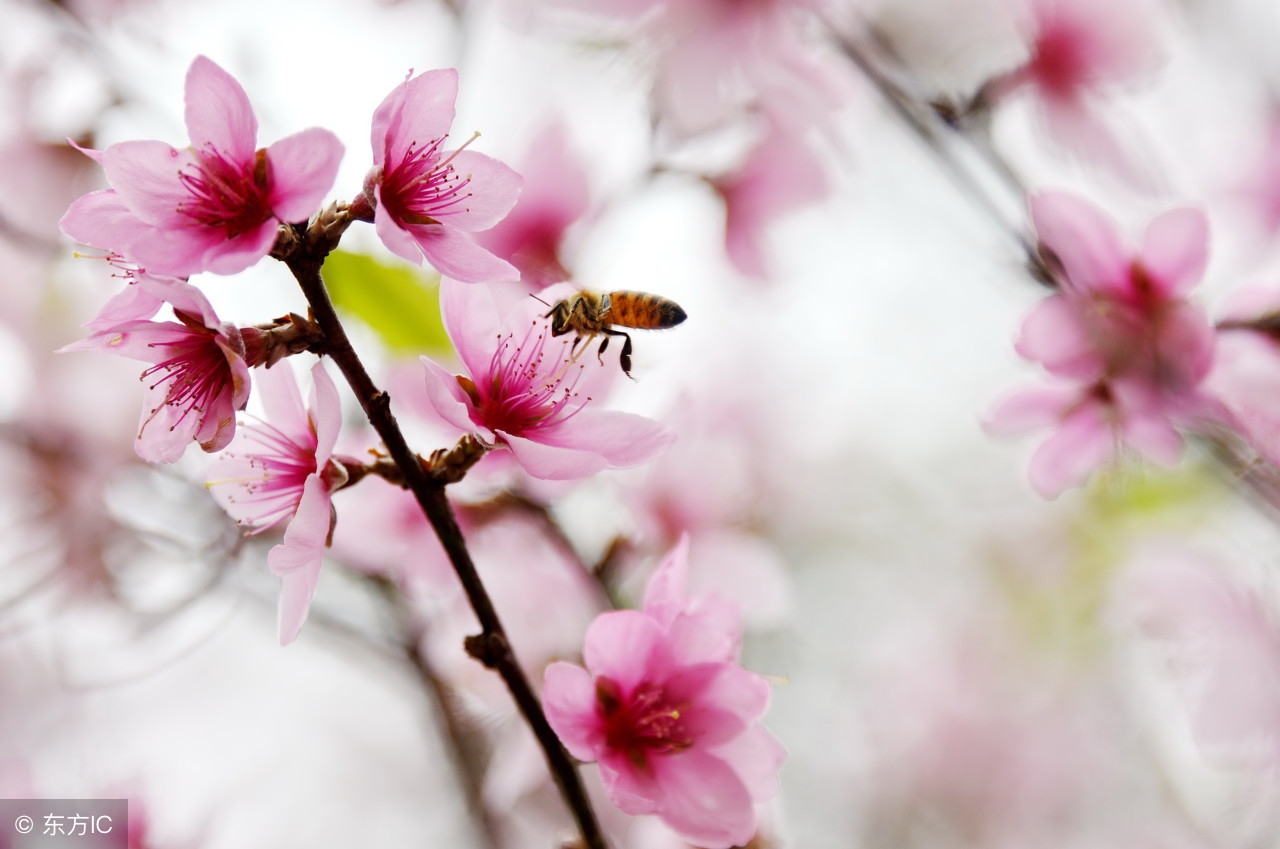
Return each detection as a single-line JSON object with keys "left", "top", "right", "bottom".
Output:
{"left": 277, "top": 207, "right": 608, "bottom": 849}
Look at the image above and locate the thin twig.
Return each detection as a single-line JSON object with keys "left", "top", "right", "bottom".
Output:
{"left": 277, "top": 206, "right": 608, "bottom": 849}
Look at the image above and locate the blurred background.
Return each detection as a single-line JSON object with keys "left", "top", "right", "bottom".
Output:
{"left": 8, "top": 0, "right": 1280, "bottom": 846}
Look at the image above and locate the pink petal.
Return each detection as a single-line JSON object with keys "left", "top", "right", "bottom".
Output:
{"left": 501, "top": 430, "right": 609, "bottom": 480}
{"left": 1038, "top": 101, "right": 1159, "bottom": 192}
{"left": 1027, "top": 402, "right": 1114, "bottom": 497}
{"left": 1154, "top": 300, "right": 1216, "bottom": 389}
{"left": 542, "top": 662, "right": 603, "bottom": 762}
{"left": 688, "top": 665, "right": 770, "bottom": 730}
{"left": 597, "top": 755, "right": 662, "bottom": 815}
{"left": 666, "top": 601, "right": 744, "bottom": 667}
{"left": 58, "top": 189, "right": 151, "bottom": 255}
{"left": 649, "top": 750, "right": 756, "bottom": 849}
{"left": 257, "top": 360, "right": 310, "bottom": 445}
{"left": 409, "top": 224, "right": 520, "bottom": 284}
{"left": 308, "top": 361, "right": 342, "bottom": 465}
{"left": 266, "top": 127, "right": 345, "bottom": 223}
{"left": 438, "top": 276, "right": 503, "bottom": 380}
{"left": 643, "top": 535, "right": 692, "bottom": 619}
{"left": 581, "top": 610, "right": 663, "bottom": 694}
{"left": 1030, "top": 190, "right": 1129, "bottom": 295}
{"left": 709, "top": 724, "right": 786, "bottom": 803}
{"left": 984, "top": 383, "right": 1079, "bottom": 437}
{"left": 82, "top": 280, "right": 167, "bottom": 331}
{"left": 148, "top": 275, "right": 219, "bottom": 327}
{"left": 1138, "top": 207, "right": 1209, "bottom": 297}
{"left": 68, "top": 138, "right": 104, "bottom": 164}
{"left": 1014, "top": 295, "right": 1105, "bottom": 379}
{"left": 134, "top": 390, "right": 199, "bottom": 464}
{"left": 429, "top": 150, "right": 522, "bottom": 231}
{"left": 371, "top": 69, "right": 459, "bottom": 169}
{"left": 373, "top": 199, "right": 425, "bottom": 263}
{"left": 534, "top": 408, "right": 676, "bottom": 468}
{"left": 197, "top": 221, "right": 281, "bottom": 276}
{"left": 420, "top": 356, "right": 487, "bottom": 436}
{"left": 268, "top": 473, "right": 331, "bottom": 645}
{"left": 184, "top": 56, "right": 258, "bottom": 163}
{"left": 1123, "top": 416, "right": 1183, "bottom": 466}
{"left": 102, "top": 140, "right": 193, "bottom": 223}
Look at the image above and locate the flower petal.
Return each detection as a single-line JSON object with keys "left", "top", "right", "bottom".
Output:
{"left": 542, "top": 662, "right": 603, "bottom": 762}
{"left": 372, "top": 69, "right": 459, "bottom": 169}
{"left": 649, "top": 750, "right": 757, "bottom": 849}
{"left": 1030, "top": 190, "right": 1129, "bottom": 296}
{"left": 983, "top": 383, "right": 1080, "bottom": 436}
{"left": 308, "top": 361, "right": 342, "bottom": 465}
{"left": 430, "top": 150, "right": 522, "bottom": 231}
{"left": 438, "top": 276, "right": 503, "bottom": 380}
{"left": 409, "top": 224, "right": 520, "bottom": 284}
{"left": 709, "top": 724, "right": 786, "bottom": 803}
{"left": 102, "top": 140, "right": 193, "bottom": 224}
{"left": 256, "top": 360, "right": 310, "bottom": 446}
{"left": 184, "top": 56, "right": 258, "bottom": 164}
{"left": 581, "top": 610, "right": 663, "bottom": 693}
{"left": 268, "top": 474, "right": 331, "bottom": 645}
{"left": 421, "top": 355, "right": 489, "bottom": 436}
{"left": 534, "top": 408, "right": 676, "bottom": 469}
{"left": 1027, "top": 401, "right": 1114, "bottom": 497}
{"left": 642, "top": 535, "right": 692, "bottom": 621}
{"left": 1014, "top": 295, "right": 1104, "bottom": 379}
{"left": 266, "top": 127, "right": 345, "bottom": 223}
{"left": 501, "top": 430, "right": 609, "bottom": 480}
{"left": 1138, "top": 207, "right": 1209, "bottom": 297}
{"left": 58, "top": 189, "right": 151, "bottom": 256}
{"left": 373, "top": 198, "right": 425, "bottom": 264}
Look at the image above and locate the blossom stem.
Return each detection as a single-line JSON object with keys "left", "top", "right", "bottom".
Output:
{"left": 280, "top": 214, "right": 609, "bottom": 849}
{"left": 822, "top": 18, "right": 1035, "bottom": 259}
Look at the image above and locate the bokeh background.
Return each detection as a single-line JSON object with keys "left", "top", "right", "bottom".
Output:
{"left": 8, "top": 0, "right": 1280, "bottom": 846}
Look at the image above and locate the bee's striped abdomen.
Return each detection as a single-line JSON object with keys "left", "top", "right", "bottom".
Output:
{"left": 606, "top": 291, "right": 688, "bottom": 330}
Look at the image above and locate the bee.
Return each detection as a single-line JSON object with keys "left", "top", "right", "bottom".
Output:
{"left": 540, "top": 289, "right": 687, "bottom": 378}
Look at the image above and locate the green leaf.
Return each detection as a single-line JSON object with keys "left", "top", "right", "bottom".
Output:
{"left": 322, "top": 249, "right": 451, "bottom": 356}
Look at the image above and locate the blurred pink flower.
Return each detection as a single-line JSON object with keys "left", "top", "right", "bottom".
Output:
{"left": 543, "top": 538, "right": 784, "bottom": 848}
{"left": 711, "top": 112, "right": 827, "bottom": 281}
{"left": 987, "top": 191, "right": 1215, "bottom": 496}
{"left": 420, "top": 278, "right": 675, "bottom": 480}
{"left": 552, "top": 0, "right": 842, "bottom": 136}
{"left": 1123, "top": 546, "right": 1280, "bottom": 770}
{"left": 61, "top": 273, "right": 251, "bottom": 463}
{"left": 60, "top": 56, "right": 343, "bottom": 277}
{"left": 206, "top": 360, "right": 347, "bottom": 644}
{"left": 366, "top": 69, "right": 522, "bottom": 283}
{"left": 994, "top": 0, "right": 1164, "bottom": 184}
{"left": 471, "top": 121, "right": 590, "bottom": 291}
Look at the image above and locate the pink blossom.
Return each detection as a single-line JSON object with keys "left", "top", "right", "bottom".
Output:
{"left": 567, "top": 0, "right": 841, "bottom": 137}
{"left": 1122, "top": 545, "right": 1280, "bottom": 770}
{"left": 420, "top": 278, "right": 675, "bottom": 480}
{"left": 470, "top": 121, "right": 589, "bottom": 291}
{"left": 60, "top": 56, "right": 343, "bottom": 277}
{"left": 543, "top": 538, "right": 784, "bottom": 848}
{"left": 710, "top": 111, "right": 827, "bottom": 281}
{"left": 365, "top": 69, "right": 522, "bottom": 283}
{"left": 993, "top": 0, "right": 1164, "bottom": 184}
{"left": 60, "top": 273, "right": 251, "bottom": 463}
{"left": 987, "top": 191, "right": 1215, "bottom": 496}
{"left": 206, "top": 360, "right": 346, "bottom": 645}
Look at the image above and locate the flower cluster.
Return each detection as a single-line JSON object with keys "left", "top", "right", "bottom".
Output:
{"left": 55, "top": 49, "right": 781, "bottom": 849}
{"left": 987, "top": 191, "right": 1215, "bottom": 496}
{"left": 544, "top": 538, "right": 784, "bottom": 848}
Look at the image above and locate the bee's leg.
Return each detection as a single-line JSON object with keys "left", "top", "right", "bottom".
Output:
{"left": 596, "top": 334, "right": 609, "bottom": 365}
{"left": 601, "top": 329, "right": 634, "bottom": 379}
